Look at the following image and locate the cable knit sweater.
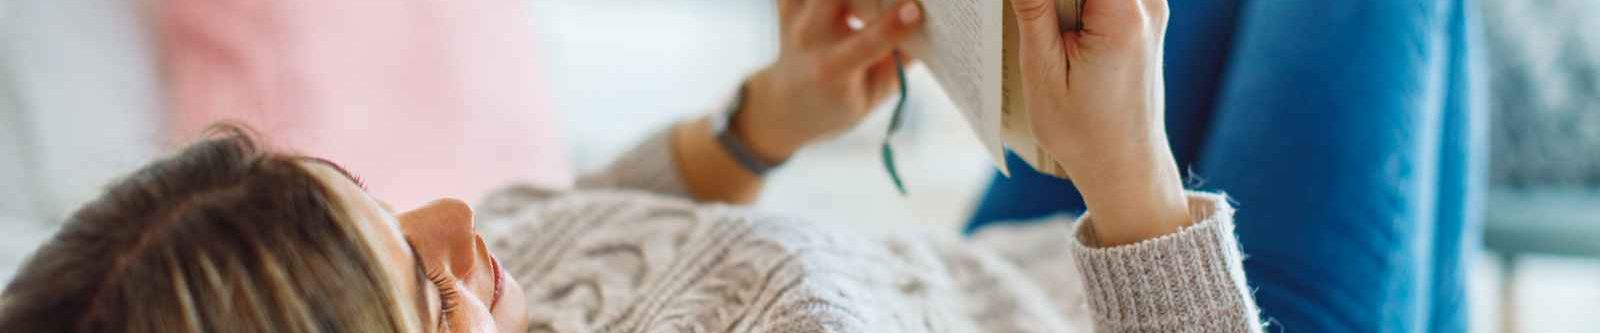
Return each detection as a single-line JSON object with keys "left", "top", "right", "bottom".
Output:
{"left": 477, "top": 129, "right": 1263, "bottom": 333}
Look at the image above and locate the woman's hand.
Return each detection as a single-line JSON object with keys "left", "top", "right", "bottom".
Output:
{"left": 669, "top": 0, "right": 921, "bottom": 204}
{"left": 736, "top": 0, "right": 925, "bottom": 162}
{"left": 1010, "top": 0, "right": 1190, "bottom": 245}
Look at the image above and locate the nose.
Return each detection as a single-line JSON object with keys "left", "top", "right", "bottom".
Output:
{"left": 416, "top": 198, "right": 475, "bottom": 226}
{"left": 398, "top": 198, "right": 479, "bottom": 273}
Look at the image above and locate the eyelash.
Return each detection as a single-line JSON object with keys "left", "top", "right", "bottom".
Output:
{"left": 425, "top": 266, "right": 462, "bottom": 320}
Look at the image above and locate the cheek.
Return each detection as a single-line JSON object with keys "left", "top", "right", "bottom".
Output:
{"left": 493, "top": 277, "right": 529, "bottom": 333}
{"left": 448, "top": 289, "right": 500, "bottom": 333}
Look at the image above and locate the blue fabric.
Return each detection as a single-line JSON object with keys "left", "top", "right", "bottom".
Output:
{"left": 967, "top": 0, "right": 1485, "bottom": 331}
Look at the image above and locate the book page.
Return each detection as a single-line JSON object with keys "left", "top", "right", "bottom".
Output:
{"left": 924, "top": 0, "right": 1010, "bottom": 174}
{"left": 851, "top": 0, "right": 1007, "bottom": 174}
{"left": 852, "top": 0, "right": 1081, "bottom": 178}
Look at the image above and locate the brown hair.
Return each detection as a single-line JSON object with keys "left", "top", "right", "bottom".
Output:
{"left": 0, "top": 127, "right": 416, "bottom": 332}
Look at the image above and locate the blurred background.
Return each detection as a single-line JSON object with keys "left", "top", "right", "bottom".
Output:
{"left": 1, "top": 0, "right": 1596, "bottom": 332}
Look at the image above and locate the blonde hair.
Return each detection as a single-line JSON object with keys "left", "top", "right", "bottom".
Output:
{"left": 0, "top": 127, "right": 421, "bottom": 332}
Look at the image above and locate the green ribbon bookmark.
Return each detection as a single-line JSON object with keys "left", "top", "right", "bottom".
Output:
{"left": 881, "top": 52, "right": 910, "bottom": 195}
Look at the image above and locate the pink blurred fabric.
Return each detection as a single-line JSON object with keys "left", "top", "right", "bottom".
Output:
{"left": 158, "top": 0, "right": 572, "bottom": 209}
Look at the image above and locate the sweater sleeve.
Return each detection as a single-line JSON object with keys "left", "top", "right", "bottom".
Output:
{"left": 1069, "top": 192, "right": 1264, "bottom": 332}
{"left": 573, "top": 127, "right": 693, "bottom": 198}
{"left": 572, "top": 85, "right": 754, "bottom": 198}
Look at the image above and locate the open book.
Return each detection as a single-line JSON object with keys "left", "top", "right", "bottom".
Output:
{"left": 853, "top": 0, "right": 1081, "bottom": 179}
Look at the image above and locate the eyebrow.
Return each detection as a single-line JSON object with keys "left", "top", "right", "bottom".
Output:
{"left": 405, "top": 240, "right": 435, "bottom": 330}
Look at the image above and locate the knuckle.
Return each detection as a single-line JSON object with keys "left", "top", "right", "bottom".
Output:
{"left": 1013, "top": 0, "right": 1052, "bottom": 22}
{"left": 1095, "top": 31, "right": 1144, "bottom": 54}
{"left": 867, "top": 21, "right": 898, "bottom": 43}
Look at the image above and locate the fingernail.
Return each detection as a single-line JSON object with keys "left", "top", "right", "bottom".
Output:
{"left": 899, "top": 2, "right": 921, "bottom": 24}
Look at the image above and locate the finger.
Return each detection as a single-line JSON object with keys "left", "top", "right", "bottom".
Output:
{"left": 827, "top": 0, "right": 923, "bottom": 71}
{"left": 1008, "top": 0, "right": 1071, "bottom": 95}
{"left": 1010, "top": 0, "right": 1067, "bottom": 60}
{"left": 894, "top": 51, "right": 918, "bottom": 67}
{"left": 778, "top": 0, "right": 804, "bottom": 30}
{"left": 865, "top": 55, "right": 901, "bottom": 103}
{"left": 795, "top": 0, "right": 847, "bottom": 43}
{"left": 1140, "top": 0, "right": 1170, "bottom": 37}
{"left": 779, "top": 0, "right": 805, "bottom": 14}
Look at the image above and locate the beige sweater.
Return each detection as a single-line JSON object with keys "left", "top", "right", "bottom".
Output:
{"left": 479, "top": 129, "right": 1263, "bottom": 333}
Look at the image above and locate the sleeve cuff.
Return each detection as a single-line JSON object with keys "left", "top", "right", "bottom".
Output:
{"left": 1069, "top": 192, "right": 1262, "bottom": 332}
{"left": 573, "top": 127, "right": 693, "bottom": 197}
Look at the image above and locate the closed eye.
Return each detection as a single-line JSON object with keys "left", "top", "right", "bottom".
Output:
{"left": 425, "top": 264, "right": 462, "bottom": 331}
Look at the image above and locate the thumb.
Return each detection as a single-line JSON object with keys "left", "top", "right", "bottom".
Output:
{"left": 1078, "top": 0, "right": 1148, "bottom": 42}
{"left": 1009, "top": 0, "right": 1066, "bottom": 61}
{"left": 1009, "top": 0, "right": 1070, "bottom": 91}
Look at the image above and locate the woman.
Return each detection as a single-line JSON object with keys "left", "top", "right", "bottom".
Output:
{"left": 0, "top": 0, "right": 1262, "bottom": 331}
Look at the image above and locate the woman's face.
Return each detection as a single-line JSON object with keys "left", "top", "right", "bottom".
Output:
{"left": 301, "top": 162, "right": 528, "bottom": 332}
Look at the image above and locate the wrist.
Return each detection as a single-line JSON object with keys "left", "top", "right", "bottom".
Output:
{"left": 736, "top": 70, "right": 807, "bottom": 163}
{"left": 1070, "top": 147, "right": 1192, "bottom": 246}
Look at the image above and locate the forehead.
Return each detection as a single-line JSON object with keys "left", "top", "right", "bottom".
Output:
{"left": 297, "top": 162, "right": 400, "bottom": 239}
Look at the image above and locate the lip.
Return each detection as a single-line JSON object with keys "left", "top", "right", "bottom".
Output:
{"left": 473, "top": 233, "right": 507, "bottom": 312}
{"left": 488, "top": 251, "right": 506, "bottom": 311}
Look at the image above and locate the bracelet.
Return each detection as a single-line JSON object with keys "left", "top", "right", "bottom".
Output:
{"left": 710, "top": 85, "right": 783, "bottom": 176}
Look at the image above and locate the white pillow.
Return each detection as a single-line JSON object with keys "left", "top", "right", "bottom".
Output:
{"left": 0, "top": 213, "right": 59, "bottom": 283}
{"left": 4, "top": 0, "right": 162, "bottom": 221}
{"left": 0, "top": 89, "right": 31, "bottom": 221}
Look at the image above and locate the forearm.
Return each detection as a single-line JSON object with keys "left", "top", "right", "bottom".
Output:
{"left": 668, "top": 116, "right": 771, "bottom": 204}
{"left": 575, "top": 109, "right": 780, "bottom": 203}
{"left": 668, "top": 70, "right": 810, "bottom": 205}
{"left": 574, "top": 127, "right": 693, "bottom": 197}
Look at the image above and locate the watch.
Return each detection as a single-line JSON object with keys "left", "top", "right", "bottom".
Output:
{"left": 710, "top": 85, "right": 784, "bottom": 176}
